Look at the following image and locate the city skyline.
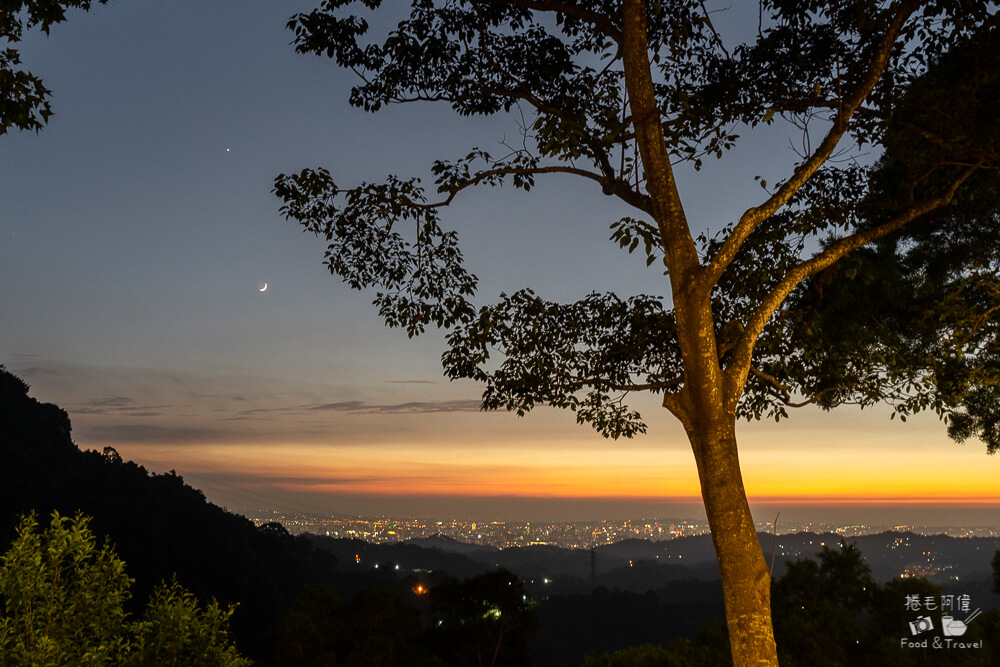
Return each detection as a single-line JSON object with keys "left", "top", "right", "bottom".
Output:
{"left": 239, "top": 508, "right": 1000, "bottom": 545}
{"left": 3, "top": 1, "right": 998, "bottom": 525}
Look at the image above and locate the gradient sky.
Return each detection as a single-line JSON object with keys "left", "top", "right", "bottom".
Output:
{"left": 2, "top": 1, "right": 997, "bottom": 524}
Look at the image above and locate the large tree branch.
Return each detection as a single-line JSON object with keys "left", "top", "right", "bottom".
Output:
{"left": 401, "top": 163, "right": 652, "bottom": 215}
{"left": 724, "top": 163, "right": 981, "bottom": 409}
{"left": 701, "top": 0, "right": 920, "bottom": 295}
{"left": 748, "top": 365, "right": 791, "bottom": 401}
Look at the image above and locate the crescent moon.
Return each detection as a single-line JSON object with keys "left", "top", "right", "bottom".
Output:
{"left": 258, "top": 281, "right": 268, "bottom": 292}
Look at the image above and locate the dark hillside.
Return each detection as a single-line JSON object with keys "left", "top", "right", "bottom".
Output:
{"left": 0, "top": 365, "right": 341, "bottom": 658}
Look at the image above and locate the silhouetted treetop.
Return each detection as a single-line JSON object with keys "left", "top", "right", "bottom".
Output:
{"left": 1, "top": 0, "right": 110, "bottom": 134}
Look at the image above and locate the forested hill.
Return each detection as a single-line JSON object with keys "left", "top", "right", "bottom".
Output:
{"left": 0, "top": 365, "right": 342, "bottom": 657}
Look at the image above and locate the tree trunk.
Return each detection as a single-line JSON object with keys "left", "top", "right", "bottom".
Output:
{"left": 620, "top": 1, "right": 780, "bottom": 662}
{"left": 685, "top": 417, "right": 778, "bottom": 666}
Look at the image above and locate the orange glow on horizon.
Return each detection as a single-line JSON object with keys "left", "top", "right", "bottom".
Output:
{"left": 745, "top": 495, "right": 1000, "bottom": 506}
{"left": 111, "top": 425, "right": 1000, "bottom": 509}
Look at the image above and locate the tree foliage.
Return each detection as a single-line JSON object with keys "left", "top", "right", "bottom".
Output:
{"left": 275, "top": 2, "right": 1000, "bottom": 663}
{"left": 427, "top": 568, "right": 537, "bottom": 667}
{"left": 0, "top": 511, "right": 132, "bottom": 666}
{"left": 0, "top": 512, "right": 251, "bottom": 667}
{"left": 131, "top": 578, "right": 250, "bottom": 667}
{"left": 276, "top": 1, "right": 999, "bottom": 445}
{"left": 0, "top": 0, "right": 108, "bottom": 135}
{"left": 993, "top": 550, "right": 1000, "bottom": 594}
{"left": 755, "top": 23, "right": 1000, "bottom": 446}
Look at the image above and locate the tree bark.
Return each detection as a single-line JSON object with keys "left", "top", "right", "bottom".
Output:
{"left": 663, "top": 293, "right": 779, "bottom": 667}
{"left": 685, "top": 413, "right": 778, "bottom": 666}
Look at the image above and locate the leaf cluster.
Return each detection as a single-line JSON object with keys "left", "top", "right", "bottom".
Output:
{"left": 443, "top": 290, "right": 681, "bottom": 438}
{"left": 131, "top": 579, "right": 249, "bottom": 667}
{"left": 0, "top": 512, "right": 251, "bottom": 667}
{"left": 274, "top": 167, "right": 478, "bottom": 338}
{"left": 0, "top": 511, "right": 131, "bottom": 666}
{"left": 1, "top": 0, "right": 108, "bottom": 135}
{"left": 710, "top": 0, "right": 995, "bottom": 147}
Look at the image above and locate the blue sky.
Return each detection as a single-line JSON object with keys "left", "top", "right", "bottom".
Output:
{"left": 2, "top": 1, "right": 996, "bottom": 524}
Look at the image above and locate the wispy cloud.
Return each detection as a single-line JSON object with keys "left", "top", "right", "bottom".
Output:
{"left": 76, "top": 423, "right": 224, "bottom": 444}
{"left": 309, "top": 401, "right": 367, "bottom": 412}
{"left": 309, "top": 399, "right": 482, "bottom": 414}
{"left": 73, "top": 395, "right": 170, "bottom": 417}
{"left": 190, "top": 471, "right": 390, "bottom": 487}
{"left": 6, "top": 357, "right": 494, "bottom": 448}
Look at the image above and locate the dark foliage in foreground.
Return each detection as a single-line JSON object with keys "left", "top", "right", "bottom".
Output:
{"left": 586, "top": 542, "right": 1000, "bottom": 667}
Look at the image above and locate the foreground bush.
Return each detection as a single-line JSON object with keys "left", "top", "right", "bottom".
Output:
{"left": 0, "top": 511, "right": 251, "bottom": 667}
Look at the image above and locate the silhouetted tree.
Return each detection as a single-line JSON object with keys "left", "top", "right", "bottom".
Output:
{"left": 771, "top": 542, "right": 875, "bottom": 666}
{"left": 993, "top": 550, "right": 1000, "bottom": 594}
{"left": 590, "top": 541, "right": 1000, "bottom": 667}
{"left": 1, "top": 0, "right": 109, "bottom": 134}
{"left": 0, "top": 364, "right": 29, "bottom": 399}
{"left": 340, "top": 587, "right": 436, "bottom": 667}
{"left": 584, "top": 644, "right": 684, "bottom": 667}
{"left": 583, "top": 632, "right": 733, "bottom": 667}
{"left": 266, "top": 585, "right": 344, "bottom": 667}
{"left": 276, "top": 4, "right": 999, "bottom": 663}
{"left": 427, "top": 568, "right": 537, "bottom": 667}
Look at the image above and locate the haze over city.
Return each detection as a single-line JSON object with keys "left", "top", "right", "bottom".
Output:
{"left": 3, "top": 0, "right": 997, "bottom": 527}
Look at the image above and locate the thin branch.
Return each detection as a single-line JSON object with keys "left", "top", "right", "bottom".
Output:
{"left": 697, "top": 0, "right": 732, "bottom": 61}
{"left": 608, "top": 378, "right": 683, "bottom": 392}
{"left": 437, "top": 162, "right": 651, "bottom": 215}
{"left": 335, "top": 163, "right": 623, "bottom": 223}
{"left": 782, "top": 389, "right": 850, "bottom": 409}
{"left": 551, "top": 368, "right": 683, "bottom": 393}
{"left": 774, "top": 98, "right": 885, "bottom": 120}
{"left": 413, "top": 164, "right": 614, "bottom": 208}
